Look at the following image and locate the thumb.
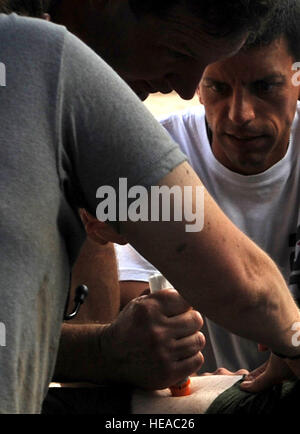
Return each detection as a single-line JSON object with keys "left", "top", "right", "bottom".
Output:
{"left": 239, "top": 361, "right": 271, "bottom": 393}
{"left": 240, "top": 371, "right": 274, "bottom": 393}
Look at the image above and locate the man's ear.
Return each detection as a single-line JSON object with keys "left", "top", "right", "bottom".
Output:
{"left": 43, "top": 13, "right": 51, "bottom": 21}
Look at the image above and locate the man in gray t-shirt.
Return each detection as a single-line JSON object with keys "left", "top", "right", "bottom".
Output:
{"left": 0, "top": 14, "right": 188, "bottom": 412}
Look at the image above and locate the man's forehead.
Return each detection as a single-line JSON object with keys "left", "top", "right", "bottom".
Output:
{"left": 203, "top": 37, "right": 293, "bottom": 81}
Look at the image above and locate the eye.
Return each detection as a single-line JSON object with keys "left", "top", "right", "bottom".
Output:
{"left": 204, "top": 81, "right": 230, "bottom": 95}
{"left": 251, "top": 80, "right": 282, "bottom": 94}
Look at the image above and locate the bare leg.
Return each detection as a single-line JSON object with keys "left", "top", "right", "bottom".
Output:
{"left": 132, "top": 375, "right": 242, "bottom": 414}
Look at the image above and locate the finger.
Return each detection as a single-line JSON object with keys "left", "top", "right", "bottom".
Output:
{"left": 171, "top": 332, "right": 206, "bottom": 360}
{"left": 167, "top": 310, "right": 203, "bottom": 339}
{"left": 150, "top": 289, "right": 192, "bottom": 317}
{"left": 240, "top": 360, "right": 282, "bottom": 392}
{"left": 211, "top": 368, "right": 250, "bottom": 376}
{"left": 242, "top": 361, "right": 268, "bottom": 382}
{"left": 170, "top": 352, "right": 204, "bottom": 385}
{"left": 240, "top": 371, "right": 280, "bottom": 393}
{"left": 234, "top": 369, "right": 250, "bottom": 376}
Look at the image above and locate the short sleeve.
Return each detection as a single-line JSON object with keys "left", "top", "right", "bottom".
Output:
{"left": 115, "top": 244, "right": 158, "bottom": 282}
{"left": 57, "top": 31, "right": 187, "bottom": 217}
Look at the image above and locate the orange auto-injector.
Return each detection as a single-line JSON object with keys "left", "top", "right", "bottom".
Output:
{"left": 149, "top": 273, "right": 191, "bottom": 397}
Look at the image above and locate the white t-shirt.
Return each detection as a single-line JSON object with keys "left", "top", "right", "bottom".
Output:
{"left": 116, "top": 104, "right": 300, "bottom": 372}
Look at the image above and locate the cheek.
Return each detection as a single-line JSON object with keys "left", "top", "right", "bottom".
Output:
{"left": 203, "top": 102, "right": 223, "bottom": 131}
{"left": 269, "top": 99, "right": 297, "bottom": 135}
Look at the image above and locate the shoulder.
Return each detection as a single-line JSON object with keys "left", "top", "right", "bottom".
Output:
{"left": 0, "top": 13, "right": 67, "bottom": 54}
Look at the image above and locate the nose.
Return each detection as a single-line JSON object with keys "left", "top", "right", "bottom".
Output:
{"left": 166, "top": 70, "right": 202, "bottom": 100}
{"left": 228, "top": 88, "right": 255, "bottom": 126}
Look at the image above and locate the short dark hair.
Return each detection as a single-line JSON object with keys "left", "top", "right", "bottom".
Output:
{"left": 0, "top": 0, "right": 54, "bottom": 16}
{"left": 245, "top": 0, "right": 300, "bottom": 60}
{"left": 0, "top": 0, "right": 47, "bottom": 16}
{"left": 128, "top": 0, "right": 280, "bottom": 39}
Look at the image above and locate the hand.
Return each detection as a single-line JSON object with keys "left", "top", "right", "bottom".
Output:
{"left": 240, "top": 353, "right": 296, "bottom": 393}
{"left": 100, "top": 289, "right": 205, "bottom": 390}
{"left": 200, "top": 368, "right": 249, "bottom": 377}
{"left": 79, "top": 209, "right": 128, "bottom": 245}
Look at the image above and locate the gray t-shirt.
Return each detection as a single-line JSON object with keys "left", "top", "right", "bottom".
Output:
{"left": 0, "top": 14, "right": 186, "bottom": 413}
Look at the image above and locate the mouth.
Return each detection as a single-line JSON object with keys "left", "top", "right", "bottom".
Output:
{"left": 226, "top": 133, "right": 264, "bottom": 140}
{"left": 225, "top": 133, "right": 268, "bottom": 143}
{"left": 224, "top": 133, "right": 270, "bottom": 151}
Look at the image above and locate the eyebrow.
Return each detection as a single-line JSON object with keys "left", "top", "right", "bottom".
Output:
{"left": 203, "top": 73, "right": 287, "bottom": 84}
{"left": 255, "top": 73, "right": 287, "bottom": 82}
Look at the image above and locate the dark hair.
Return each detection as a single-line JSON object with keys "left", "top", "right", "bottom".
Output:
{"left": 0, "top": 0, "right": 51, "bottom": 16}
{"left": 245, "top": 0, "right": 300, "bottom": 60}
{"left": 128, "top": 0, "right": 280, "bottom": 39}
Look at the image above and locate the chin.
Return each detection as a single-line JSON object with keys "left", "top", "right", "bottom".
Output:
{"left": 232, "top": 157, "right": 270, "bottom": 175}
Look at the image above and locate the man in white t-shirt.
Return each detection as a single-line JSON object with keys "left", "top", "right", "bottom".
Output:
{"left": 116, "top": 14, "right": 300, "bottom": 373}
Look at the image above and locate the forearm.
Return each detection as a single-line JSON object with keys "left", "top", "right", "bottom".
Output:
{"left": 121, "top": 162, "right": 300, "bottom": 356}
{"left": 70, "top": 238, "right": 120, "bottom": 323}
{"left": 53, "top": 323, "right": 107, "bottom": 384}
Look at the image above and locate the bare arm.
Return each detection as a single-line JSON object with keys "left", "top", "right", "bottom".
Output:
{"left": 56, "top": 231, "right": 204, "bottom": 387}
{"left": 53, "top": 238, "right": 122, "bottom": 382}
{"left": 119, "top": 280, "right": 149, "bottom": 310}
{"left": 120, "top": 161, "right": 300, "bottom": 357}
{"left": 69, "top": 238, "right": 120, "bottom": 323}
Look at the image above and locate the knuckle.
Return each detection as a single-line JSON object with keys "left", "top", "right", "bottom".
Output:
{"left": 189, "top": 310, "right": 203, "bottom": 330}
{"left": 158, "top": 289, "right": 190, "bottom": 308}
{"left": 132, "top": 296, "right": 155, "bottom": 321}
{"left": 175, "top": 352, "right": 204, "bottom": 380}
{"left": 154, "top": 288, "right": 177, "bottom": 302}
{"left": 149, "top": 326, "right": 164, "bottom": 347}
{"left": 195, "top": 331, "right": 206, "bottom": 350}
{"left": 215, "top": 368, "right": 228, "bottom": 375}
{"left": 193, "top": 351, "right": 204, "bottom": 370}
